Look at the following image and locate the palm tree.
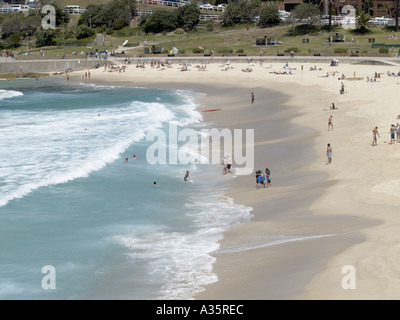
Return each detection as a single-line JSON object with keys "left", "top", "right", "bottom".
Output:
{"left": 382, "top": 3, "right": 391, "bottom": 17}
{"left": 357, "top": 11, "right": 371, "bottom": 33}
{"left": 363, "top": 0, "right": 374, "bottom": 15}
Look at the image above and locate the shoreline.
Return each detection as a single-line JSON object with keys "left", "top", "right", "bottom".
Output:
{"left": 68, "top": 59, "right": 399, "bottom": 299}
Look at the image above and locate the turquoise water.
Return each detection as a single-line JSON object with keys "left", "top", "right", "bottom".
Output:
{"left": 0, "top": 78, "right": 252, "bottom": 299}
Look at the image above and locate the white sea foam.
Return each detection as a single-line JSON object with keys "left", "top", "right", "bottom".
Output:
{"left": 0, "top": 89, "right": 23, "bottom": 100}
{"left": 114, "top": 196, "right": 253, "bottom": 300}
{"left": 0, "top": 100, "right": 175, "bottom": 207}
{"left": 218, "top": 234, "right": 336, "bottom": 254}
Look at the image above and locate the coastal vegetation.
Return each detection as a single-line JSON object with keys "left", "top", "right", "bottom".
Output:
{"left": 0, "top": 0, "right": 399, "bottom": 57}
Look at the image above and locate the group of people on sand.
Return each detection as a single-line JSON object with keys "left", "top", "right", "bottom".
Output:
{"left": 255, "top": 169, "right": 271, "bottom": 188}
{"left": 270, "top": 70, "right": 293, "bottom": 75}
{"left": 366, "top": 72, "right": 382, "bottom": 82}
{"left": 371, "top": 121, "right": 400, "bottom": 146}
{"left": 180, "top": 64, "right": 190, "bottom": 71}
{"left": 151, "top": 60, "right": 171, "bottom": 69}
{"left": 389, "top": 123, "right": 400, "bottom": 145}
{"left": 309, "top": 65, "right": 323, "bottom": 71}
{"left": 195, "top": 65, "right": 207, "bottom": 71}
{"left": 81, "top": 71, "right": 91, "bottom": 80}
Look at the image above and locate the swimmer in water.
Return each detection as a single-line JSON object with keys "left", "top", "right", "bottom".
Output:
{"left": 124, "top": 158, "right": 128, "bottom": 163}
{"left": 133, "top": 154, "right": 136, "bottom": 160}
{"left": 184, "top": 170, "right": 189, "bottom": 181}
{"left": 153, "top": 181, "right": 157, "bottom": 187}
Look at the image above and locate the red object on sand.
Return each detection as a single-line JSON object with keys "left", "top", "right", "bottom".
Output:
{"left": 202, "top": 109, "right": 222, "bottom": 112}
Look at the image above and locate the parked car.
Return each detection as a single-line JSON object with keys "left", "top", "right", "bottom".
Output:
{"left": 199, "top": 2, "right": 213, "bottom": 10}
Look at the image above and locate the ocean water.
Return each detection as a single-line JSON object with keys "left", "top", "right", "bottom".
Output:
{"left": 0, "top": 78, "right": 253, "bottom": 300}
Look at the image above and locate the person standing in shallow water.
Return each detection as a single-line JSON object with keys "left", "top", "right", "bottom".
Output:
{"left": 251, "top": 92, "right": 255, "bottom": 104}
{"left": 184, "top": 170, "right": 189, "bottom": 181}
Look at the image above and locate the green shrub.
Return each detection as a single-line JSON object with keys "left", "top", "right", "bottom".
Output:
{"left": 179, "top": 49, "right": 185, "bottom": 54}
{"left": 334, "top": 48, "right": 347, "bottom": 53}
{"left": 379, "top": 47, "right": 389, "bottom": 54}
{"left": 216, "top": 48, "right": 233, "bottom": 54}
{"left": 236, "top": 49, "right": 244, "bottom": 53}
{"left": 286, "top": 47, "right": 299, "bottom": 53}
{"left": 175, "top": 30, "right": 184, "bottom": 35}
{"left": 192, "top": 47, "right": 202, "bottom": 53}
{"left": 124, "top": 42, "right": 138, "bottom": 47}
{"left": 75, "top": 25, "right": 95, "bottom": 40}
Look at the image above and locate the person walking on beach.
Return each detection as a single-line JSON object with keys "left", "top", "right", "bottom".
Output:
{"left": 226, "top": 155, "right": 232, "bottom": 173}
{"left": 340, "top": 82, "right": 345, "bottom": 94}
{"left": 256, "top": 172, "right": 264, "bottom": 189}
{"left": 184, "top": 170, "right": 190, "bottom": 182}
{"left": 372, "top": 127, "right": 380, "bottom": 146}
{"left": 251, "top": 92, "right": 255, "bottom": 104}
{"left": 326, "top": 144, "right": 332, "bottom": 165}
{"left": 222, "top": 157, "right": 228, "bottom": 174}
{"left": 265, "top": 168, "right": 271, "bottom": 187}
{"left": 328, "top": 115, "right": 333, "bottom": 131}
{"left": 390, "top": 124, "right": 396, "bottom": 144}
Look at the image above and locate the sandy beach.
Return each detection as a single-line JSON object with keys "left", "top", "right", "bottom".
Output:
{"left": 70, "top": 57, "right": 400, "bottom": 299}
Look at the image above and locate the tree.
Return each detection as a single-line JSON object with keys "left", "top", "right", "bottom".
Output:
{"left": 363, "top": 0, "right": 375, "bottom": 15}
{"left": 1, "top": 14, "right": 21, "bottom": 39}
{"left": 177, "top": 4, "right": 200, "bottom": 31}
{"left": 79, "top": 4, "right": 107, "bottom": 28}
{"left": 355, "top": 11, "right": 371, "bottom": 33}
{"left": 6, "top": 33, "right": 21, "bottom": 47}
{"left": 35, "top": 29, "right": 56, "bottom": 47}
{"left": 287, "top": 3, "right": 321, "bottom": 35}
{"left": 222, "top": 1, "right": 243, "bottom": 26}
{"left": 79, "top": 0, "right": 136, "bottom": 29}
{"left": 259, "top": 4, "right": 280, "bottom": 27}
{"left": 222, "top": 0, "right": 260, "bottom": 26}
{"left": 75, "top": 25, "right": 95, "bottom": 39}
{"left": 21, "top": 12, "right": 42, "bottom": 37}
{"left": 141, "top": 10, "right": 178, "bottom": 33}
